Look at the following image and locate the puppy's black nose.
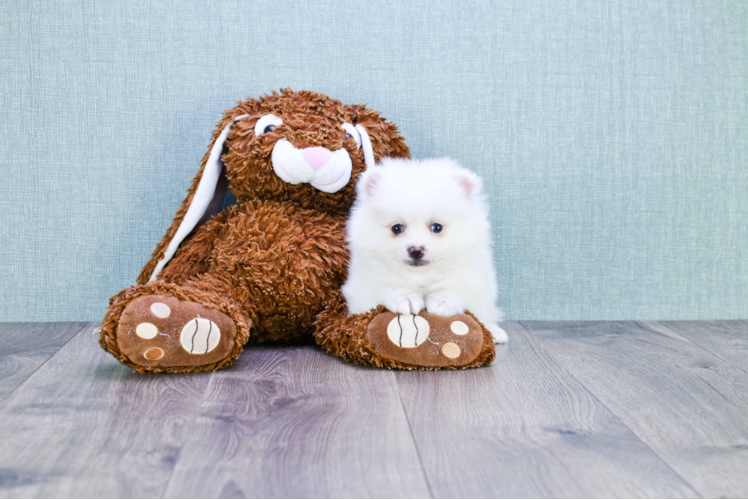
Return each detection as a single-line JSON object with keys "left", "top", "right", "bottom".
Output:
{"left": 407, "top": 246, "right": 425, "bottom": 260}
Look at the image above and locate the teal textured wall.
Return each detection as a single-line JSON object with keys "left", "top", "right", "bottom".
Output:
{"left": 1, "top": 0, "right": 747, "bottom": 322}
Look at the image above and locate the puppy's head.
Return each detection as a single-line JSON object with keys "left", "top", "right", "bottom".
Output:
{"left": 349, "top": 158, "right": 489, "bottom": 269}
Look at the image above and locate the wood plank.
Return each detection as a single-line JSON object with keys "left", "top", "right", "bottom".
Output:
{"left": 163, "top": 344, "right": 431, "bottom": 499}
{"left": 396, "top": 322, "right": 697, "bottom": 498}
{"left": 642, "top": 322, "right": 748, "bottom": 405}
{"left": 657, "top": 320, "right": 748, "bottom": 368}
{"left": 0, "top": 322, "right": 213, "bottom": 498}
{"left": 0, "top": 322, "right": 87, "bottom": 401}
{"left": 523, "top": 321, "right": 748, "bottom": 499}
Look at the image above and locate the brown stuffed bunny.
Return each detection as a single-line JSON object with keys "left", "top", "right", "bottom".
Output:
{"left": 100, "top": 89, "right": 495, "bottom": 373}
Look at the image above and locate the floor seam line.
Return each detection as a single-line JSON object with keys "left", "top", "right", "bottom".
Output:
{"left": 642, "top": 320, "right": 745, "bottom": 370}
{"left": 518, "top": 320, "right": 705, "bottom": 499}
{"left": 637, "top": 320, "right": 748, "bottom": 409}
{"left": 159, "top": 369, "right": 217, "bottom": 499}
{"left": 0, "top": 321, "right": 90, "bottom": 407}
{"left": 394, "top": 372, "right": 435, "bottom": 499}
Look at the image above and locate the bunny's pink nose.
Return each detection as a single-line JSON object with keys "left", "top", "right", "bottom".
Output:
{"left": 302, "top": 147, "right": 332, "bottom": 170}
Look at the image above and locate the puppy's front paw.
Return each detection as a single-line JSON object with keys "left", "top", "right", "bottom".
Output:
{"left": 425, "top": 293, "right": 464, "bottom": 317}
{"left": 487, "top": 323, "right": 508, "bottom": 344}
{"left": 384, "top": 292, "right": 425, "bottom": 315}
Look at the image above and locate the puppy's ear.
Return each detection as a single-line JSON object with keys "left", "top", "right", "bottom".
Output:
{"left": 349, "top": 105, "right": 410, "bottom": 167}
{"left": 455, "top": 169, "right": 482, "bottom": 198}
{"left": 359, "top": 170, "right": 381, "bottom": 197}
{"left": 137, "top": 104, "right": 255, "bottom": 284}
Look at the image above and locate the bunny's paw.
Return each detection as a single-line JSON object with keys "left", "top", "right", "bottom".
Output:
{"left": 366, "top": 311, "right": 488, "bottom": 368}
{"left": 116, "top": 295, "right": 237, "bottom": 369}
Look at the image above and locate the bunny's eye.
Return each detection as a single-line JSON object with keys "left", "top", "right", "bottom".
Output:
{"left": 254, "top": 114, "right": 284, "bottom": 135}
{"left": 341, "top": 123, "right": 361, "bottom": 147}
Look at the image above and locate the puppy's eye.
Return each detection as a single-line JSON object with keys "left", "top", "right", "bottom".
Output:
{"left": 391, "top": 224, "right": 405, "bottom": 235}
{"left": 344, "top": 132, "right": 352, "bottom": 141}
{"left": 430, "top": 223, "right": 443, "bottom": 234}
{"left": 264, "top": 125, "right": 276, "bottom": 134}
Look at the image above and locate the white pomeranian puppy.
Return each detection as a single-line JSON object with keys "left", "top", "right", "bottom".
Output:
{"left": 342, "top": 158, "right": 507, "bottom": 343}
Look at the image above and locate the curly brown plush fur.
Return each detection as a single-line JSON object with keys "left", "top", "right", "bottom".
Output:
{"left": 100, "top": 89, "right": 495, "bottom": 372}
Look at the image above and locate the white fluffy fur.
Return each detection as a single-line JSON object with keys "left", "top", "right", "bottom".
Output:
{"left": 342, "top": 158, "right": 507, "bottom": 344}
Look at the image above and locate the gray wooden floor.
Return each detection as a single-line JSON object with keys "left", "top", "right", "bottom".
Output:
{"left": 0, "top": 321, "right": 747, "bottom": 498}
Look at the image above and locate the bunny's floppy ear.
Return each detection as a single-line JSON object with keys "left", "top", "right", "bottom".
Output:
{"left": 137, "top": 113, "right": 249, "bottom": 284}
{"left": 355, "top": 124, "right": 376, "bottom": 170}
{"left": 350, "top": 105, "right": 410, "bottom": 164}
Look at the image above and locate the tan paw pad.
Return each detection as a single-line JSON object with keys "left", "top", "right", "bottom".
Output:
{"left": 387, "top": 314, "right": 430, "bottom": 347}
{"left": 450, "top": 320, "right": 469, "bottom": 335}
{"left": 368, "top": 311, "right": 485, "bottom": 368}
{"left": 442, "top": 342, "right": 461, "bottom": 358}
{"left": 180, "top": 318, "right": 220, "bottom": 354}
{"left": 144, "top": 347, "right": 164, "bottom": 361}
{"left": 150, "top": 302, "right": 171, "bottom": 318}
{"left": 136, "top": 322, "right": 158, "bottom": 339}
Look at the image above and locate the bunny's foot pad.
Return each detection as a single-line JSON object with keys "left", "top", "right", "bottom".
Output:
{"left": 116, "top": 295, "right": 237, "bottom": 368}
{"left": 367, "top": 311, "right": 484, "bottom": 367}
